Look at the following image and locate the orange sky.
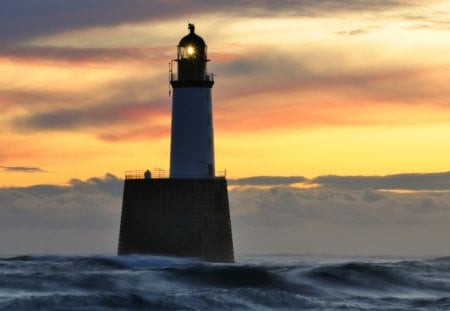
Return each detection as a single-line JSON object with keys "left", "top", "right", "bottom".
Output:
{"left": 1, "top": 1, "right": 450, "bottom": 186}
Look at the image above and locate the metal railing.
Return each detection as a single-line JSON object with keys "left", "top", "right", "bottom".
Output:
{"left": 170, "top": 72, "right": 214, "bottom": 82}
{"left": 125, "top": 170, "right": 168, "bottom": 180}
{"left": 125, "top": 169, "right": 226, "bottom": 180}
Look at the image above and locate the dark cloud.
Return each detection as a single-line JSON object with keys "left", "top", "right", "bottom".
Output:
{"left": 0, "top": 174, "right": 122, "bottom": 230}
{"left": 0, "top": 0, "right": 178, "bottom": 44}
{"left": 229, "top": 171, "right": 450, "bottom": 192}
{"left": 97, "top": 125, "right": 170, "bottom": 142}
{"left": 6, "top": 71, "right": 171, "bottom": 141}
{"left": 1, "top": 166, "right": 45, "bottom": 173}
{"left": 0, "top": 89, "right": 67, "bottom": 111}
{"left": 68, "top": 174, "right": 123, "bottom": 197}
{"left": 0, "top": 173, "right": 122, "bottom": 255}
{"left": 312, "top": 171, "right": 450, "bottom": 191}
{"left": 230, "top": 184, "right": 450, "bottom": 255}
{"left": 215, "top": 53, "right": 306, "bottom": 86}
{"left": 216, "top": 51, "right": 450, "bottom": 107}
{"left": 0, "top": 0, "right": 419, "bottom": 44}
{"left": 13, "top": 98, "right": 168, "bottom": 131}
{"left": 229, "top": 176, "right": 307, "bottom": 186}
{"left": 0, "top": 46, "right": 167, "bottom": 63}
{"left": 6, "top": 60, "right": 170, "bottom": 132}
{"left": 1, "top": 172, "right": 450, "bottom": 255}
{"left": 230, "top": 185, "right": 450, "bottom": 228}
{"left": 362, "top": 188, "right": 385, "bottom": 202}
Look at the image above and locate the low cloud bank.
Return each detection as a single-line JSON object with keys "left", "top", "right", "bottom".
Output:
{"left": 229, "top": 176, "right": 307, "bottom": 186}
{"left": 233, "top": 171, "right": 450, "bottom": 191}
{"left": 0, "top": 174, "right": 122, "bottom": 255}
{"left": 1, "top": 172, "right": 450, "bottom": 256}
{"left": 311, "top": 171, "right": 450, "bottom": 190}
{"left": 230, "top": 186, "right": 450, "bottom": 255}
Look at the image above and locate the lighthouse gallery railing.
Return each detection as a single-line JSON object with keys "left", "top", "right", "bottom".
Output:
{"left": 170, "top": 72, "right": 214, "bottom": 82}
{"left": 125, "top": 169, "right": 226, "bottom": 180}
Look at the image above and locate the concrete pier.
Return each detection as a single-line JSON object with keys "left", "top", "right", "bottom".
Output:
{"left": 118, "top": 178, "right": 234, "bottom": 263}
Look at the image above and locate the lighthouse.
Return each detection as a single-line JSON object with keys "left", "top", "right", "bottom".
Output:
{"left": 118, "top": 24, "right": 234, "bottom": 262}
{"left": 170, "top": 23, "right": 215, "bottom": 178}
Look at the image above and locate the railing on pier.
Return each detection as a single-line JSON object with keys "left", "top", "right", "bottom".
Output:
{"left": 125, "top": 169, "right": 226, "bottom": 180}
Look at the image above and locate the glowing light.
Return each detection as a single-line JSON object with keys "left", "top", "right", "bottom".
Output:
{"left": 187, "top": 46, "right": 195, "bottom": 56}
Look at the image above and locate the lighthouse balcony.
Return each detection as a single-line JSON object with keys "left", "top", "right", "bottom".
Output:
{"left": 170, "top": 72, "right": 214, "bottom": 82}
{"left": 125, "top": 169, "right": 226, "bottom": 180}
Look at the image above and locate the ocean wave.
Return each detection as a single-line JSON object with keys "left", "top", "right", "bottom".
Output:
{"left": 1, "top": 255, "right": 450, "bottom": 310}
{"left": 428, "top": 256, "right": 450, "bottom": 263}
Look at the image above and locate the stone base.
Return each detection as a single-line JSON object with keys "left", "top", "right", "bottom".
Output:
{"left": 118, "top": 178, "right": 234, "bottom": 263}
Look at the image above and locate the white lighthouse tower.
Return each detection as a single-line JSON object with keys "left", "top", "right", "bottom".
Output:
{"left": 170, "top": 23, "right": 215, "bottom": 178}
{"left": 118, "top": 24, "right": 234, "bottom": 262}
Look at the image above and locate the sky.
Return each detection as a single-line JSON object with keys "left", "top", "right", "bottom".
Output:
{"left": 1, "top": 0, "right": 450, "bottom": 256}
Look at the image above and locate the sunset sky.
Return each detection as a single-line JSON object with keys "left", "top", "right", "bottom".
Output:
{"left": 1, "top": 1, "right": 450, "bottom": 256}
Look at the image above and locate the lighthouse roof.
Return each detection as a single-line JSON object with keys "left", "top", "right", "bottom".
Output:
{"left": 178, "top": 24, "right": 206, "bottom": 47}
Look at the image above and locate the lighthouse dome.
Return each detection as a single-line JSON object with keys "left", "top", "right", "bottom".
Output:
{"left": 178, "top": 24, "right": 206, "bottom": 48}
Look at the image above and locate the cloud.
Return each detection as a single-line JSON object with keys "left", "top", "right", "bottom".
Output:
{"left": 230, "top": 185, "right": 450, "bottom": 228}
{"left": 97, "top": 125, "right": 170, "bottom": 142}
{"left": 4, "top": 53, "right": 171, "bottom": 135}
{"left": 336, "top": 29, "right": 369, "bottom": 35}
{"left": 4, "top": 12, "right": 449, "bottom": 141}
{"left": 362, "top": 188, "right": 385, "bottom": 202}
{"left": 11, "top": 83, "right": 169, "bottom": 132}
{"left": 0, "top": 173, "right": 122, "bottom": 229}
{"left": 229, "top": 176, "right": 307, "bottom": 186}
{"left": 235, "top": 0, "right": 411, "bottom": 16}
{"left": 13, "top": 101, "right": 167, "bottom": 131}
{"left": 8, "top": 49, "right": 449, "bottom": 135}
{"left": 0, "top": 174, "right": 122, "bottom": 254}
{"left": 217, "top": 51, "right": 450, "bottom": 103}
{"left": 1, "top": 171, "right": 450, "bottom": 256}
{"left": 0, "top": 47, "right": 167, "bottom": 64}
{"left": 403, "top": 9, "right": 450, "bottom": 31}
{"left": 0, "top": 166, "right": 45, "bottom": 173}
{"left": 229, "top": 184, "right": 450, "bottom": 255}
{"left": 0, "top": 89, "right": 68, "bottom": 112}
{"left": 0, "top": 0, "right": 177, "bottom": 44}
{"left": 0, "top": 0, "right": 422, "bottom": 44}
{"left": 311, "top": 171, "right": 450, "bottom": 191}
{"left": 213, "top": 50, "right": 450, "bottom": 132}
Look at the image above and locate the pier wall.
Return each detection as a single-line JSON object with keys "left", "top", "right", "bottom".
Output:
{"left": 118, "top": 178, "right": 234, "bottom": 263}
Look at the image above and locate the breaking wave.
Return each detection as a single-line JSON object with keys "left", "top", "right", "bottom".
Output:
{"left": 1, "top": 255, "right": 450, "bottom": 310}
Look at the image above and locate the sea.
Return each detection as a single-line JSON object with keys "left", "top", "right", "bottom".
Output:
{"left": 1, "top": 254, "right": 450, "bottom": 310}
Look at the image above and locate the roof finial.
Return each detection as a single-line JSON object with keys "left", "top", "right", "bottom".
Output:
{"left": 188, "top": 23, "right": 195, "bottom": 34}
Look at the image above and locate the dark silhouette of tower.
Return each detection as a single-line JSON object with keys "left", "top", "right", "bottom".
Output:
{"left": 117, "top": 24, "right": 234, "bottom": 263}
